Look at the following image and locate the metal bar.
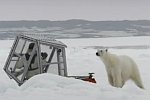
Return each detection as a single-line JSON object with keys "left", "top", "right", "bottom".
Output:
{"left": 11, "top": 60, "right": 19, "bottom": 61}
{"left": 45, "top": 48, "right": 56, "bottom": 72}
{"left": 57, "top": 49, "right": 61, "bottom": 75}
{"left": 14, "top": 39, "right": 27, "bottom": 71}
{"left": 4, "top": 36, "right": 19, "bottom": 70}
{"left": 50, "top": 62, "right": 63, "bottom": 64}
{"left": 37, "top": 41, "right": 42, "bottom": 73}
{"left": 21, "top": 41, "right": 38, "bottom": 82}
{"left": 13, "top": 52, "right": 22, "bottom": 57}
{"left": 62, "top": 48, "right": 68, "bottom": 76}
{"left": 67, "top": 76, "right": 89, "bottom": 79}
{"left": 19, "top": 34, "right": 67, "bottom": 48}
{"left": 3, "top": 36, "right": 20, "bottom": 82}
{"left": 20, "top": 40, "right": 27, "bottom": 54}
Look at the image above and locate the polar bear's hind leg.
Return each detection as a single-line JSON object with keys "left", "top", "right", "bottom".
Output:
{"left": 132, "top": 75, "right": 144, "bottom": 89}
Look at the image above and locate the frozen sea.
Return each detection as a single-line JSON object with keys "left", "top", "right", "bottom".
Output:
{"left": 0, "top": 36, "right": 150, "bottom": 100}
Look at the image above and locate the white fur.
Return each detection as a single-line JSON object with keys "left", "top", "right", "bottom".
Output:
{"left": 96, "top": 49, "right": 144, "bottom": 89}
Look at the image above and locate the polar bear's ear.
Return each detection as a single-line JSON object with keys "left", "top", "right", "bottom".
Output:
{"left": 106, "top": 49, "right": 108, "bottom": 52}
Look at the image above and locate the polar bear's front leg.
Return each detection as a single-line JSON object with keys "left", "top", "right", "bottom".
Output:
{"left": 112, "top": 69, "right": 123, "bottom": 88}
{"left": 107, "top": 73, "right": 114, "bottom": 86}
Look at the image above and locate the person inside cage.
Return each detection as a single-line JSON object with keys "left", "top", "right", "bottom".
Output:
{"left": 14, "top": 43, "right": 48, "bottom": 79}
{"left": 14, "top": 42, "right": 36, "bottom": 77}
{"left": 26, "top": 52, "right": 48, "bottom": 79}
{"left": 25, "top": 43, "right": 48, "bottom": 79}
{"left": 41, "top": 52, "right": 48, "bottom": 72}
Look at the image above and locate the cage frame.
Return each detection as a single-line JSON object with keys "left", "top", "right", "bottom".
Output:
{"left": 4, "top": 34, "right": 68, "bottom": 85}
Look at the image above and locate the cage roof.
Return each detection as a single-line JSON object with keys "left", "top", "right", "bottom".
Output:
{"left": 18, "top": 34, "right": 67, "bottom": 48}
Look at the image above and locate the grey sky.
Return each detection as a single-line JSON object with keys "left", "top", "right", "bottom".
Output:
{"left": 0, "top": 0, "right": 150, "bottom": 21}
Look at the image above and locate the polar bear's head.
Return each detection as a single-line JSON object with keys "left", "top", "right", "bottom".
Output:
{"left": 96, "top": 49, "right": 108, "bottom": 57}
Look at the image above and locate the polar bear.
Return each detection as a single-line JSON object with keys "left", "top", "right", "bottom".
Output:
{"left": 96, "top": 49, "right": 144, "bottom": 89}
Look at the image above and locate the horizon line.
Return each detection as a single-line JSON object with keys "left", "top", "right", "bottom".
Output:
{"left": 0, "top": 19, "right": 149, "bottom": 22}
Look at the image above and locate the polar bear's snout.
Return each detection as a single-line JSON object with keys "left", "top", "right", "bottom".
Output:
{"left": 96, "top": 52, "right": 99, "bottom": 56}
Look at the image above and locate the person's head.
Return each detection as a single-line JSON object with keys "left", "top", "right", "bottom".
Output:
{"left": 41, "top": 52, "right": 48, "bottom": 60}
{"left": 27, "top": 43, "right": 35, "bottom": 52}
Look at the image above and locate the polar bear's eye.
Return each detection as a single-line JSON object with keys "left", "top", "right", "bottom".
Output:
{"left": 100, "top": 50, "right": 102, "bottom": 52}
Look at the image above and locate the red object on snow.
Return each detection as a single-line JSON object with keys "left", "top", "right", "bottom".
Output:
{"left": 81, "top": 73, "right": 96, "bottom": 83}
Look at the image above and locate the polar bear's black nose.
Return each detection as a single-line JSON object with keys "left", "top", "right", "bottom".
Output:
{"left": 96, "top": 52, "right": 99, "bottom": 56}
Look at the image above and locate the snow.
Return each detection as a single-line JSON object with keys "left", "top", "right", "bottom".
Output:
{"left": 0, "top": 36, "right": 150, "bottom": 100}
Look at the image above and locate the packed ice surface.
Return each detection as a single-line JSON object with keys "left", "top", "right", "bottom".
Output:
{"left": 0, "top": 36, "right": 150, "bottom": 100}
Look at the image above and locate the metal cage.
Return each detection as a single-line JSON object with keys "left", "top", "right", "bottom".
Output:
{"left": 4, "top": 34, "right": 68, "bottom": 85}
